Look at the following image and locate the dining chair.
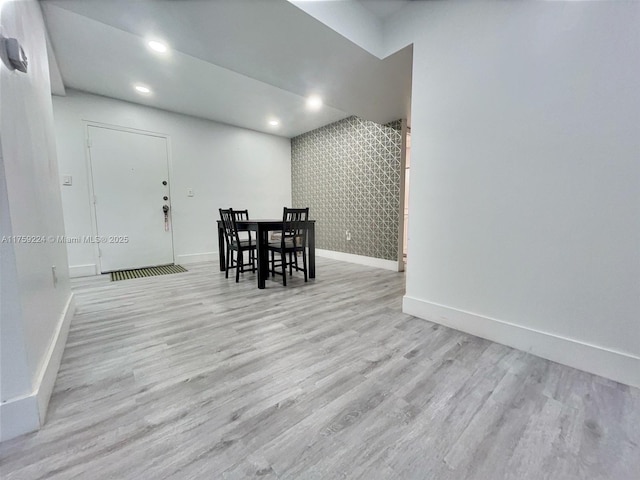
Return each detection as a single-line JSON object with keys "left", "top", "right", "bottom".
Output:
{"left": 219, "top": 208, "right": 256, "bottom": 282}
{"left": 233, "top": 209, "right": 252, "bottom": 242}
{"left": 267, "top": 207, "right": 309, "bottom": 286}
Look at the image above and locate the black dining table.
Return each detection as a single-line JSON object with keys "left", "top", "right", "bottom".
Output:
{"left": 217, "top": 219, "right": 315, "bottom": 289}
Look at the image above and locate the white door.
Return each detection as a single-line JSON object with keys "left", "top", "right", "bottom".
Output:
{"left": 88, "top": 126, "right": 173, "bottom": 272}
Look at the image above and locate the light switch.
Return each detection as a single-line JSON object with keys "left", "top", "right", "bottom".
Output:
{"left": 187, "top": 188, "right": 194, "bottom": 197}
{"left": 62, "top": 175, "right": 72, "bottom": 186}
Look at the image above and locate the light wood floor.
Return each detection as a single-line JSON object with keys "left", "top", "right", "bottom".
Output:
{"left": 1, "top": 259, "right": 638, "bottom": 479}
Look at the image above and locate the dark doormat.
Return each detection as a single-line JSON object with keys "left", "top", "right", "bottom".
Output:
{"left": 110, "top": 264, "right": 187, "bottom": 281}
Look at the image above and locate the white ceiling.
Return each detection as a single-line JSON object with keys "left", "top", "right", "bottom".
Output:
{"left": 357, "top": 0, "right": 411, "bottom": 20}
{"left": 41, "top": 0, "right": 412, "bottom": 138}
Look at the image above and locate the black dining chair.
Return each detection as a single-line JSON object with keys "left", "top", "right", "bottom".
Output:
{"left": 233, "top": 209, "right": 252, "bottom": 242}
{"left": 267, "top": 207, "right": 309, "bottom": 286}
{"left": 219, "top": 208, "right": 256, "bottom": 282}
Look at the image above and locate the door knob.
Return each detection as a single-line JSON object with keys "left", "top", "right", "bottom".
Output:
{"left": 162, "top": 180, "right": 167, "bottom": 186}
{"left": 163, "top": 196, "right": 168, "bottom": 201}
{"left": 162, "top": 204, "right": 170, "bottom": 231}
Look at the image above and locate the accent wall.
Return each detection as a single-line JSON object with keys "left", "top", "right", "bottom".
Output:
{"left": 291, "top": 116, "right": 402, "bottom": 264}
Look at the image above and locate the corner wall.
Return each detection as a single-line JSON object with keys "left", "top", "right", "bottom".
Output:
{"left": 291, "top": 117, "right": 402, "bottom": 269}
{"left": 385, "top": 1, "right": 640, "bottom": 387}
{"left": 1, "top": 0, "right": 74, "bottom": 441}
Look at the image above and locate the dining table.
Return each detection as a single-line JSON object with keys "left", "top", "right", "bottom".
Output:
{"left": 216, "top": 219, "right": 315, "bottom": 289}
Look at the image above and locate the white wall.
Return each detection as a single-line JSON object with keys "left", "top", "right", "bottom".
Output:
{"left": 385, "top": 1, "right": 640, "bottom": 387}
{"left": 0, "top": 0, "right": 74, "bottom": 441}
{"left": 53, "top": 90, "right": 292, "bottom": 275}
{"left": 289, "top": 0, "right": 383, "bottom": 58}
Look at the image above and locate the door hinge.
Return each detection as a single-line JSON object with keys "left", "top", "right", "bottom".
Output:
{"left": 93, "top": 195, "right": 97, "bottom": 204}
{"left": 98, "top": 247, "right": 102, "bottom": 257}
{"left": 86, "top": 135, "right": 92, "bottom": 148}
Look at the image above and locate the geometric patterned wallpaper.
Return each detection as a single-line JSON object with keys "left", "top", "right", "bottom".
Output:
{"left": 292, "top": 116, "right": 403, "bottom": 261}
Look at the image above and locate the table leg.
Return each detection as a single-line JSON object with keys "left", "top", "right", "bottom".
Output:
{"left": 257, "top": 225, "right": 268, "bottom": 289}
{"left": 308, "top": 222, "right": 315, "bottom": 279}
{"left": 218, "top": 223, "right": 226, "bottom": 272}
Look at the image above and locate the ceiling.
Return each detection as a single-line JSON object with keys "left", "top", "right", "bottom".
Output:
{"left": 357, "top": 0, "right": 411, "bottom": 20}
{"left": 41, "top": 0, "right": 412, "bottom": 138}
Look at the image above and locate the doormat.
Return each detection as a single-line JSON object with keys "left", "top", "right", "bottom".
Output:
{"left": 110, "top": 264, "right": 187, "bottom": 282}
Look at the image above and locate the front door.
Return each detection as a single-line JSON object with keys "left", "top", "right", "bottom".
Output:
{"left": 88, "top": 125, "right": 173, "bottom": 272}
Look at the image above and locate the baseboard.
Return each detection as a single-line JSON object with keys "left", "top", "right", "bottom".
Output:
{"left": 70, "top": 254, "right": 218, "bottom": 275}
{"left": 316, "top": 249, "right": 399, "bottom": 271}
{"left": 36, "top": 293, "right": 75, "bottom": 423}
{"left": 0, "top": 394, "right": 40, "bottom": 442}
{"left": 0, "top": 293, "right": 75, "bottom": 442}
{"left": 68, "top": 263, "right": 97, "bottom": 278}
{"left": 175, "top": 252, "right": 217, "bottom": 265}
{"left": 402, "top": 295, "right": 640, "bottom": 388}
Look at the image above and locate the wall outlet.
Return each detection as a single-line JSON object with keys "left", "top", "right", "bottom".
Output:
{"left": 187, "top": 188, "right": 194, "bottom": 197}
{"left": 62, "top": 175, "right": 72, "bottom": 186}
{"left": 346, "top": 230, "right": 351, "bottom": 241}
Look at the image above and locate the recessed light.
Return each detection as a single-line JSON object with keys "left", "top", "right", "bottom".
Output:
{"left": 268, "top": 119, "right": 280, "bottom": 126}
{"left": 134, "top": 84, "right": 151, "bottom": 94}
{"left": 147, "top": 40, "right": 168, "bottom": 53}
{"left": 306, "top": 95, "right": 322, "bottom": 110}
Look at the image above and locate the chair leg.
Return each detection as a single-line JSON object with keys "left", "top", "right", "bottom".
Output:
{"left": 270, "top": 251, "right": 274, "bottom": 277}
{"left": 225, "top": 247, "right": 231, "bottom": 278}
{"left": 252, "top": 249, "right": 256, "bottom": 272}
{"left": 281, "top": 250, "right": 287, "bottom": 286}
{"left": 235, "top": 251, "right": 240, "bottom": 283}
{"left": 289, "top": 252, "right": 293, "bottom": 276}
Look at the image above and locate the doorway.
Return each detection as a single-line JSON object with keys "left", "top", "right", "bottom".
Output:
{"left": 87, "top": 125, "right": 174, "bottom": 273}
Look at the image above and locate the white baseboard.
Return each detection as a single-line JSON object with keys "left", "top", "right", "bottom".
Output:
{"left": 177, "top": 250, "right": 399, "bottom": 271}
{"left": 0, "top": 294, "right": 75, "bottom": 442}
{"left": 69, "top": 254, "right": 218, "bottom": 276}
{"left": 175, "top": 252, "right": 217, "bottom": 265}
{"left": 0, "top": 394, "right": 40, "bottom": 443}
{"left": 402, "top": 296, "right": 640, "bottom": 388}
{"left": 68, "top": 263, "right": 97, "bottom": 278}
{"left": 316, "top": 249, "right": 399, "bottom": 271}
{"left": 36, "top": 294, "right": 75, "bottom": 423}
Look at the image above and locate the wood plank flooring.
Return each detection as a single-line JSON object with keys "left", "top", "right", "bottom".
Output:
{"left": 1, "top": 259, "right": 638, "bottom": 479}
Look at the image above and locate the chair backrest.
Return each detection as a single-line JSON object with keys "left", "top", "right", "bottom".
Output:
{"left": 234, "top": 209, "right": 249, "bottom": 221}
{"left": 219, "top": 208, "right": 241, "bottom": 246}
{"left": 233, "top": 209, "right": 251, "bottom": 241}
{"left": 282, "top": 207, "right": 309, "bottom": 248}
{"left": 220, "top": 208, "right": 253, "bottom": 245}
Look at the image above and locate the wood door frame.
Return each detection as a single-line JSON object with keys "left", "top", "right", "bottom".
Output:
{"left": 83, "top": 121, "right": 175, "bottom": 274}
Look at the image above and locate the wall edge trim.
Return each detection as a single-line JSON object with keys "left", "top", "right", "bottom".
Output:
{"left": 0, "top": 293, "right": 75, "bottom": 442}
{"left": 175, "top": 252, "right": 217, "bottom": 265}
{"left": 316, "top": 249, "right": 399, "bottom": 271}
{"left": 402, "top": 295, "right": 640, "bottom": 388}
{"left": 36, "top": 293, "right": 76, "bottom": 424}
{"left": 0, "top": 394, "right": 40, "bottom": 442}
{"left": 68, "top": 264, "right": 97, "bottom": 278}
